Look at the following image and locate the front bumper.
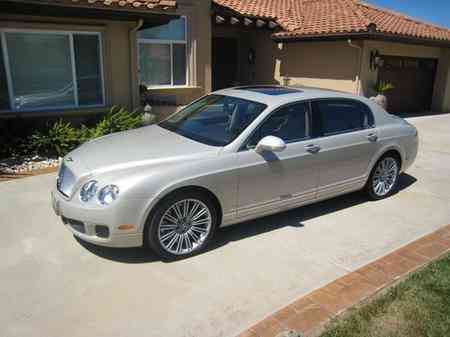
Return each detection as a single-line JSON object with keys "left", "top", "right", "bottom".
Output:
{"left": 51, "top": 190, "right": 144, "bottom": 248}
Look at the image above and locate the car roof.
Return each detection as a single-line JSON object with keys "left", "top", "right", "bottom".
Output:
{"left": 214, "top": 85, "right": 369, "bottom": 107}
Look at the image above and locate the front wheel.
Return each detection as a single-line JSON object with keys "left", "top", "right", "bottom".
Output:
{"left": 366, "top": 155, "right": 400, "bottom": 200}
{"left": 145, "top": 191, "right": 218, "bottom": 259}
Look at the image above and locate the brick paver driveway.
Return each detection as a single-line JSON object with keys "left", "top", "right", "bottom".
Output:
{"left": 1, "top": 114, "right": 449, "bottom": 337}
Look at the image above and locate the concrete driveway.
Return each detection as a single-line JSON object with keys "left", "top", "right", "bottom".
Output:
{"left": 1, "top": 114, "right": 449, "bottom": 337}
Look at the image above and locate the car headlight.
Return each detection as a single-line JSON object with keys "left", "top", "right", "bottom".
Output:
{"left": 98, "top": 185, "right": 120, "bottom": 205}
{"left": 80, "top": 180, "right": 98, "bottom": 202}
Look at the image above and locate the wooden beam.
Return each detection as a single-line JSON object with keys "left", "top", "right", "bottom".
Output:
{"left": 256, "top": 19, "right": 266, "bottom": 28}
{"left": 244, "top": 18, "right": 253, "bottom": 26}
{"left": 215, "top": 15, "right": 225, "bottom": 24}
{"left": 268, "top": 21, "right": 278, "bottom": 29}
{"left": 230, "top": 17, "right": 239, "bottom": 25}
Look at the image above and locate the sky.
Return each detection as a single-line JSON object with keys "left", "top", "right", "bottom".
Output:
{"left": 367, "top": 0, "right": 450, "bottom": 29}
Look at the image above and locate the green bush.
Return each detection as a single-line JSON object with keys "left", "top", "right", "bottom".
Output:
{"left": 29, "top": 120, "right": 80, "bottom": 157}
{"left": 374, "top": 81, "right": 395, "bottom": 94}
{"left": 79, "top": 106, "right": 144, "bottom": 143}
{"left": 22, "top": 106, "right": 144, "bottom": 158}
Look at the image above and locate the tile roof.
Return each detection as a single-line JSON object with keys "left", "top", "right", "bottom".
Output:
{"left": 214, "top": 0, "right": 450, "bottom": 43}
{"left": 39, "top": 0, "right": 177, "bottom": 11}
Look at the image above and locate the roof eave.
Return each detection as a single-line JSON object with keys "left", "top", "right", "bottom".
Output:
{"left": 272, "top": 31, "right": 450, "bottom": 47}
{"left": 2, "top": 0, "right": 178, "bottom": 13}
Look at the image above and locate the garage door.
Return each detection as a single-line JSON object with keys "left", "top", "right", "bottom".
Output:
{"left": 378, "top": 56, "right": 437, "bottom": 114}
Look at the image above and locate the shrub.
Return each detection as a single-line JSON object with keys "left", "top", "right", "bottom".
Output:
{"left": 374, "top": 81, "right": 395, "bottom": 95}
{"left": 29, "top": 120, "right": 80, "bottom": 157}
{"left": 79, "top": 106, "right": 144, "bottom": 143}
{"left": 24, "top": 106, "right": 144, "bottom": 158}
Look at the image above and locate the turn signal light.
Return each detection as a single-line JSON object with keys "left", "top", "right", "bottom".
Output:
{"left": 118, "top": 224, "right": 136, "bottom": 231}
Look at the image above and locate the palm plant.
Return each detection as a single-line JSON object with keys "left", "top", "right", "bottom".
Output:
{"left": 373, "top": 81, "right": 395, "bottom": 95}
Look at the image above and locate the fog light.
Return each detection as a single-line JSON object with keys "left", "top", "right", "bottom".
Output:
{"left": 95, "top": 225, "right": 109, "bottom": 238}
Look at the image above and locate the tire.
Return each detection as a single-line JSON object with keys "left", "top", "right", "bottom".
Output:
{"left": 145, "top": 191, "right": 218, "bottom": 260}
{"left": 366, "top": 155, "right": 400, "bottom": 200}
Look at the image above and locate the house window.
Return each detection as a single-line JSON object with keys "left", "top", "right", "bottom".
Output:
{"left": 138, "top": 17, "right": 188, "bottom": 87}
{"left": 0, "top": 29, "right": 105, "bottom": 112}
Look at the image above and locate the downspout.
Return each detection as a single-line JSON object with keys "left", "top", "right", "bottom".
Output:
{"left": 347, "top": 39, "right": 363, "bottom": 96}
{"left": 130, "top": 19, "right": 144, "bottom": 109}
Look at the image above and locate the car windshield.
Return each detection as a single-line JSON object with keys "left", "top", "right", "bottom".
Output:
{"left": 159, "top": 94, "right": 267, "bottom": 146}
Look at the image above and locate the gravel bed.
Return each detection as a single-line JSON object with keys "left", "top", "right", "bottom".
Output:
{"left": 0, "top": 156, "right": 62, "bottom": 175}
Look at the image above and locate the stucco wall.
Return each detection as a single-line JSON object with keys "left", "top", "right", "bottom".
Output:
{"left": 143, "top": 0, "right": 212, "bottom": 109}
{"left": 0, "top": 14, "right": 135, "bottom": 117}
{"left": 234, "top": 33, "right": 450, "bottom": 112}
{"left": 360, "top": 40, "right": 450, "bottom": 112}
{"left": 0, "top": 0, "right": 212, "bottom": 118}
{"left": 226, "top": 30, "right": 361, "bottom": 94}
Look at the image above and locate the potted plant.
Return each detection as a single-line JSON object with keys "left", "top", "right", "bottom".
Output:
{"left": 370, "top": 81, "right": 395, "bottom": 110}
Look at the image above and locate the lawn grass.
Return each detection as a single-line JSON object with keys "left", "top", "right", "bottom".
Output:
{"left": 320, "top": 253, "right": 450, "bottom": 337}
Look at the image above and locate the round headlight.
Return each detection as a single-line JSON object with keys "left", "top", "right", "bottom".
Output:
{"left": 98, "top": 185, "right": 120, "bottom": 205}
{"left": 80, "top": 180, "right": 98, "bottom": 202}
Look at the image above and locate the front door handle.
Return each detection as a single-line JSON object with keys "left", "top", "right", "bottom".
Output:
{"left": 305, "top": 144, "right": 321, "bottom": 154}
{"left": 367, "top": 133, "right": 378, "bottom": 142}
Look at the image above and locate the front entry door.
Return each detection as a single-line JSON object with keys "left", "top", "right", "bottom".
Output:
{"left": 236, "top": 102, "right": 320, "bottom": 220}
{"left": 212, "top": 37, "right": 238, "bottom": 91}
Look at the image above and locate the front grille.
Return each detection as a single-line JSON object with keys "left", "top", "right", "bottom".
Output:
{"left": 57, "top": 163, "right": 76, "bottom": 198}
{"left": 62, "top": 217, "right": 85, "bottom": 234}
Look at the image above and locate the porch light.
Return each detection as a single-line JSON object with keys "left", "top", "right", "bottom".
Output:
{"left": 244, "top": 18, "right": 253, "bottom": 26}
{"left": 230, "top": 17, "right": 240, "bottom": 25}
{"left": 370, "top": 50, "right": 384, "bottom": 71}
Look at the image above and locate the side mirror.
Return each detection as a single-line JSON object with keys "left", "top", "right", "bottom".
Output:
{"left": 255, "top": 136, "right": 286, "bottom": 154}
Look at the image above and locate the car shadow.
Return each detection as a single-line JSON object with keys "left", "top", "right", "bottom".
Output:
{"left": 76, "top": 173, "right": 417, "bottom": 264}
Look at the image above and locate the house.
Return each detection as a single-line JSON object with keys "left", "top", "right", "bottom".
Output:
{"left": 0, "top": 0, "right": 449, "bottom": 122}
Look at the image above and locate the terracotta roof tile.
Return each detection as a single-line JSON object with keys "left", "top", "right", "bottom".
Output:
{"left": 214, "top": 0, "right": 450, "bottom": 43}
{"left": 41, "top": 0, "right": 177, "bottom": 11}
{"left": 357, "top": 1, "right": 450, "bottom": 41}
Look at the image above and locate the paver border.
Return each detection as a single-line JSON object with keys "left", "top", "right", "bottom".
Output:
{"left": 238, "top": 224, "right": 450, "bottom": 337}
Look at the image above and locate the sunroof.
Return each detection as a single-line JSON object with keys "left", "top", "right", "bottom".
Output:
{"left": 239, "top": 86, "right": 302, "bottom": 96}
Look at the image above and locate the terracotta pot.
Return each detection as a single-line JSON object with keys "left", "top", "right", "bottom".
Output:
{"left": 370, "top": 94, "right": 388, "bottom": 110}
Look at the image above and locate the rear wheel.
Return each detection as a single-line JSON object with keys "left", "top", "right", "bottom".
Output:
{"left": 145, "top": 191, "right": 218, "bottom": 259}
{"left": 366, "top": 155, "right": 400, "bottom": 200}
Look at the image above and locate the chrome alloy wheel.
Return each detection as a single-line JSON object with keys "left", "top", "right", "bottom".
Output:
{"left": 157, "top": 199, "right": 212, "bottom": 255}
{"left": 372, "top": 157, "right": 398, "bottom": 197}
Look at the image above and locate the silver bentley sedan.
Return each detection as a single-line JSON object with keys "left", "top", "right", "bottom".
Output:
{"left": 52, "top": 86, "right": 418, "bottom": 259}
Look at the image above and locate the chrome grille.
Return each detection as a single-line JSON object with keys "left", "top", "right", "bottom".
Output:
{"left": 57, "top": 163, "right": 76, "bottom": 198}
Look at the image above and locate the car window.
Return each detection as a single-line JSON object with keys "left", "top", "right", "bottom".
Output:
{"left": 159, "top": 94, "right": 267, "bottom": 146}
{"left": 315, "top": 99, "right": 374, "bottom": 137}
{"left": 247, "top": 102, "right": 309, "bottom": 147}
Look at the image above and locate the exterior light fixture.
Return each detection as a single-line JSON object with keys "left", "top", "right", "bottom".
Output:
{"left": 370, "top": 50, "right": 384, "bottom": 71}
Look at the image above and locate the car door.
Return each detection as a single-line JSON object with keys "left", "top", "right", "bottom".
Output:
{"left": 311, "top": 99, "right": 379, "bottom": 199}
{"left": 235, "top": 101, "right": 320, "bottom": 220}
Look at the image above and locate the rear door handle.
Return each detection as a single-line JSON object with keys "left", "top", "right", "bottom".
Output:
{"left": 367, "top": 133, "right": 378, "bottom": 142}
{"left": 305, "top": 144, "right": 321, "bottom": 154}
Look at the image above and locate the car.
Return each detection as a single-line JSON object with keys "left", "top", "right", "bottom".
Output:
{"left": 51, "top": 86, "right": 419, "bottom": 259}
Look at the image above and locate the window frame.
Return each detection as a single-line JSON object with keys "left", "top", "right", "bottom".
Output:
{"left": 137, "top": 16, "right": 189, "bottom": 89}
{"left": 0, "top": 28, "right": 106, "bottom": 113}
{"left": 240, "top": 100, "right": 312, "bottom": 151}
{"left": 311, "top": 98, "right": 375, "bottom": 138}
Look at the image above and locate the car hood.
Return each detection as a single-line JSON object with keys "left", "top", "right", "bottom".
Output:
{"left": 66, "top": 125, "right": 219, "bottom": 175}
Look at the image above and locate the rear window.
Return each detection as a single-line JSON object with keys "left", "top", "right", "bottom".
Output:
{"left": 314, "top": 99, "right": 374, "bottom": 136}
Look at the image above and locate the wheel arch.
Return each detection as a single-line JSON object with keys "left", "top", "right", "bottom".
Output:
{"left": 368, "top": 145, "right": 404, "bottom": 179}
{"left": 140, "top": 185, "right": 223, "bottom": 235}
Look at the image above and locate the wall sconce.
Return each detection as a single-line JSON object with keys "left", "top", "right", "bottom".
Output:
{"left": 248, "top": 48, "right": 256, "bottom": 65}
{"left": 370, "top": 50, "right": 384, "bottom": 71}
